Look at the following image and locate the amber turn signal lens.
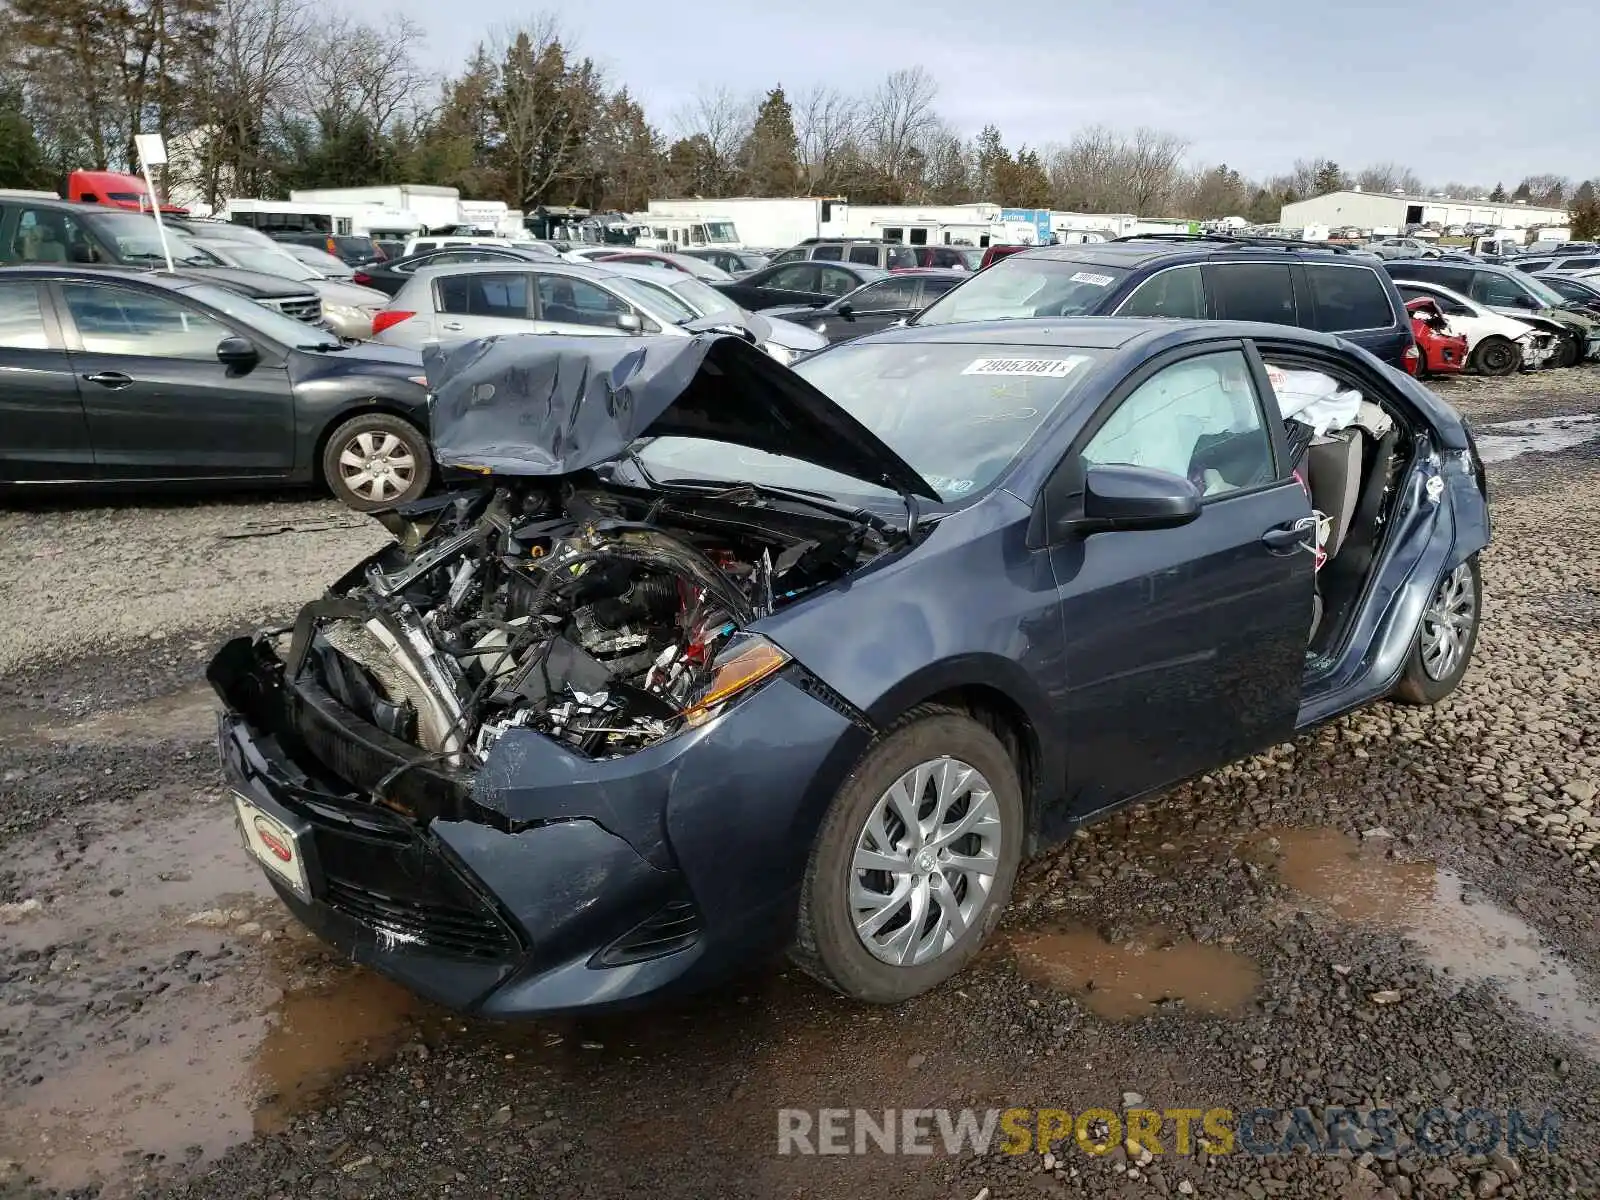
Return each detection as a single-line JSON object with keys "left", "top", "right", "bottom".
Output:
{"left": 681, "top": 636, "right": 790, "bottom": 726}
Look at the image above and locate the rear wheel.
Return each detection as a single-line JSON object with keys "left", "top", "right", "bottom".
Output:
{"left": 791, "top": 709, "right": 1024, "bottom": 1003}
{"left": 1393, "top": 556, "right": 1481, "bottom": 705}
{"left": 321, "top": 412, "right": 431, "bottom": 512}
{"left": 1470, "top": 335, "right": 1519, "bottom": 377}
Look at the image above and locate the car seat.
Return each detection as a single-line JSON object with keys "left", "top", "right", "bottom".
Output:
{"left": 32, "top": 226, "right": 67, "bottom": 263}
{"left": 541, "top": 281, "right": 582, "bottom": 325}
{"left": 1305, "top": 432, "right": 1364, "bottom": 560}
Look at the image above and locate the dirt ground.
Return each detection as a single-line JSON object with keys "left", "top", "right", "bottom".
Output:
{"left": 2, "top": 367, "right": 1599, "bottom": 1200}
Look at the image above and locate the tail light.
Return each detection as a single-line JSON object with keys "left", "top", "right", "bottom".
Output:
{"left": 371, "top": 310, "right": 414, "bottom": 335}
{"left": 325, "top": 237, "right": 339, "bottom": 256}
{"left": 352, "top": 271, "right": 373, "bottom": 286}
{"left": 1402, "top": 343, "right": 1420, "bottom": 375}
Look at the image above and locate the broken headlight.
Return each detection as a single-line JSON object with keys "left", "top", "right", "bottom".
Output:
{"left": 680, "top": 634, "right": 791, "bottom": 727}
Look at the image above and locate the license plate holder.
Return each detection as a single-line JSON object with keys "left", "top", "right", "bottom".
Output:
{"left": 233, "top": 791, "right": 317, "bottom": 904}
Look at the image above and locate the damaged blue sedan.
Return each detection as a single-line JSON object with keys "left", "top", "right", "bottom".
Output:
{"left": 210, "top": 319, "right": 1490, "bottom": 1015}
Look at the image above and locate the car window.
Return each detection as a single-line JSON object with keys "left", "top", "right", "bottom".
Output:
{"left": 847, "top": 245, "right": 879, "bottom": 265}
{"left": 435, "top": 272, "right": 531, "bottom": 319}
{"left": 817, "top": 267, "right": 861, "bottom": 298}
{"left": 920, "top": 277, "right": 960, "bottom": 300}
{"left": 1403, "top": 265, "right": 1473, "bottom": 293}
{"left": 1398, "top": 285, "right": 1471, "bottom": 317}
{"left": 535, "top": 274, "right": 630, "bottom": 326}
{"left": 1470, "top": 271, "right": 1535, "bottom": 308}
{"left": 1084, "top": 349, "right": 1273, "bottom": 497}
{"left": 809, "top": 244, "right": 842, "bottom": 261}
{"left": 769, "top": 249, "right": 805, "bottom": 265}
{"left": 765, "top": 264, "right": 818, "bottom": 291}
{"left": 886, "top": 246, "right": 919, "bottom": 270}
{"left": 0, "top": 280, "right": 50, "bottom": 348}
{"left": 7, "top": 208, "right": 96, "bottom": 265}
{"left": 1566, "top": 257, "right": 1600, "bottom": 269}
{"left": 1305, "top": 265, "right": 1395, "bottom": 331}
{"left": 1206, "top": 263, "right": 1295, "bottom": 324}
{"left": 1514, "top": 259, "right": 1553, "bottom": 273}
{"left": 411, "top": 241, "right": 437, "bottom": 254}
{"left": 1117, "top": 265, "right": 1205, "bottom": 318}
{"left": 850, "top": 278, "right": 919, "bottom": 311}
{"left": 62, "top": 283, "right": 230, "bottom": 358}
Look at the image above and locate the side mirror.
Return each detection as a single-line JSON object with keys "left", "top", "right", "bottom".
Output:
{"left": 1081, "top": 464, "right": 1201, "bottom": 532}
{"left": 836, "top": 302, "right": 855, "bottom": 320}
{"left": 615, "top": 311, "right": 643, "bottom": 333}
{"left": 216, "top": 335, "right": 258, "bottom": 368}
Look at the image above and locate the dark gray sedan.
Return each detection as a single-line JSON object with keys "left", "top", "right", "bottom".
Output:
{"left": 210, "top": 318, "right": 1489, "bottom": 1016}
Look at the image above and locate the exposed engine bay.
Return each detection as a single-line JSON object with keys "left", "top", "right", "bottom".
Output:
{"left": 301, "top": 479, "right": 899, "bottom": 766}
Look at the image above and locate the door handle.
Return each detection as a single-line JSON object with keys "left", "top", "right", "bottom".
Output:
{"left": 1261, "top": 524, "right": 1306, "bottom": 553}
{"left": 83, "top": 371, "right": 133, "bottom": 389}
{"left": 440, "top": 321, "right": 464, "bottom": 331}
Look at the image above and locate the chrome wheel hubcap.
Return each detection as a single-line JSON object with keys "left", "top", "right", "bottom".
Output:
{"left": 851, "top": 757, "right": 1002, "bottom": 967}
{"left": 1420, "top": 562, "right": 1476, "bottom": 681}
{"left": 339, "top": 431, "right": 416, "bottom": 502}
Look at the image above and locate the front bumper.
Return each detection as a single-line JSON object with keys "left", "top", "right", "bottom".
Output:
{"left": 210, "top": 633, "right": 866, "bottom": 1016}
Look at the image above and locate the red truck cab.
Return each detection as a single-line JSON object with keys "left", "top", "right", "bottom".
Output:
{"left": 68, "top": 169, "right": 188, "bottom": 215}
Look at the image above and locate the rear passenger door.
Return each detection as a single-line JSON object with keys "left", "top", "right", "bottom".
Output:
{"left": 0, "top": 278, "right": 93, "bottom": 481}
{"left": 431, "top": 271, "right": 538, "bottom": 340}
{"left": 1303, "top": 263, "right": 1407, "bottom": 367}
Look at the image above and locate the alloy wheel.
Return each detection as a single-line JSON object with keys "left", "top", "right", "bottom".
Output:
{"left": 1420, "top": 561, "right": 1477, "bottom": 681}
{"left": 338, "top": 431, "right": 417, "bottom": 503}
{"left": 850, "top": 756, "right": 1003, "bottom": 967}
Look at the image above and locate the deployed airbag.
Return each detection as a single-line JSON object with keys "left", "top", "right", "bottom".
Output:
{"left": 1265, "top": 366, "right": 1363, "bottom": 436}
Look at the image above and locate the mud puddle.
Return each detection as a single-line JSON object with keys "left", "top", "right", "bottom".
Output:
{"left": 1012, "top": 926, "right": 1261, "bottom": 1018}
{"left": 1474, "top": 412, "right": 1600, "bottom": 464}
{"left": 0, "top": 799, "right": 432, "bottom": 1193}
{"left": 0, "top": 683, "right": 217, "bottom": 747}
{"left": 1251, "top": 827, "right": 1600, "bottom": 1058}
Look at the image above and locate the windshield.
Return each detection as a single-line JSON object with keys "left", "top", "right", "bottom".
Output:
{"left": 176, "top": 282, "right": 340, "bottom": 349}
{"left": 635, "top": 341, "right": 1104, "bottom": 502}
{"left": 705, "top": 222, "right": 737, "bottom": 244}
{"left": 86, "top": 212, "right": 216, "bottom": 266}
{"left": 668, "top": 275, "right": 742, "bottom": 318}
{"left": 606, "top": 276, "right": 698, "bottom": 325}
{"left": 288, "top": 246, "right": 352, "bottom": 276}
{"left": 1519, "top": 273, "right": 1570, "bottom": 307}
{"left": 913, "top": 258, "right": 1130, "bottom": 325}
{"left": 211, "top": 243, "right": 321, "bottom": 281}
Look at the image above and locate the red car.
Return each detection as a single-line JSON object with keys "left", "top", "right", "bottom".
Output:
{"left": 1406, "top": 297, "right": 1468, "bottom": 376}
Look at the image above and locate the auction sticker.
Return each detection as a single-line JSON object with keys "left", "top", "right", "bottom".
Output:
{"left": 962, "top": 355, "right": 1088, "bottom": 378}
{"left": 1070, "top": 271, "right": 1116, "bottom": 286}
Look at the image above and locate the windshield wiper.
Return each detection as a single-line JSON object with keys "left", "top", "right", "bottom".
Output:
{"left": 625, "top": 458, "right": 898, "bottom": 536}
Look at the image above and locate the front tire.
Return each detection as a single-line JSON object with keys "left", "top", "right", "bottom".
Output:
{"left": 1552, "top": 334, "right": 1580, "bottom": 369}
{"left": 1471, "top": 335, "right": 1519, "bottom": 377}
{"left": 321, "top": 412, "right": 431, "bottom": 512}
{"left": 1394, "top": 556, "right": 1481, "bottom": 705}
{"left": 791, "top": 709, "right": 1024, "bottom": 1003}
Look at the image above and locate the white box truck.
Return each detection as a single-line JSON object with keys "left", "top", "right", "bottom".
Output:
{"left": 644, "top": 197, "right": 848, "bottom": 250}
{"left": 289, "top": 185, "right": 463, "bottom": 233}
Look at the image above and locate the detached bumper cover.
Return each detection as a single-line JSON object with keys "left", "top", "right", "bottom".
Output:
{"left": 211, "top": 633, "right": 865, "bottom": 1016}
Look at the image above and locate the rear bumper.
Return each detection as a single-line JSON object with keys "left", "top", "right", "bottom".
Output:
{"left": 210, "top": 632, "right": 864, "bottom": 1016}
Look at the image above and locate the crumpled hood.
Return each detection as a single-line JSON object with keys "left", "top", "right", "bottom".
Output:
{"left": 423, "top": 332, "right": 939, "bottom": 499}
{"left": 309, "top": 278, "right": 390, "bottom": 308}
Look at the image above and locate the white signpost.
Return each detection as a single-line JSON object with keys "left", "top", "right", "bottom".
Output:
{"left": 133, "top": 133, "right": 174, "bottom": 272}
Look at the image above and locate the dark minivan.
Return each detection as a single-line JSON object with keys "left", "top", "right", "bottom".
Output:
{"left": 912, "top": 236, "right": 1419, "bottom": 371}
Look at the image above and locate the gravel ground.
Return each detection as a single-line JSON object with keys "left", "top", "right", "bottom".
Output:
{"left": 1, "top": 367, "right": 1598, "bottom": 1200}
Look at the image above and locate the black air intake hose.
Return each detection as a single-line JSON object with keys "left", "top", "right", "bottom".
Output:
{"left": 590, "top": 575, "right": 679, "bottom": 626}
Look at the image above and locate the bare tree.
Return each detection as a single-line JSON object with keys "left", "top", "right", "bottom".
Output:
{"left": 185, "top": 0, "right": 313, "bottom": 201}
{"left": 1355, "top": 161, "right": 1423, "bottom": 195}
{"left": 299, "top": 14, "right": 427, "bottom": 135}
{"left": 486, "top": 16, "right": 606, "bottom": 206}
{"left": 862, "top": 66, "right": 938, "bottom": 188}
{"left": 672, "top": 85, "right": 753, "bottom": 193}
{"left": 1122, "top": 127, "right": 1189, "bottom": 214}
{"left": 793, "top": 83, "right": 858, "bottom": 193}
{"left": 1046, "top": 125, "right": 1188, "bottom": 214}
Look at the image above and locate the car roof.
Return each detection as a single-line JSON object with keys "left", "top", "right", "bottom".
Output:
{"left": 0, "top": 264, "right": 191, "bottom": 290}
{"left": 889, "top": 268, "right": 967, "bottom": 278}
{"left": 854, "top": 316, "right": 1350, "bottom": 353}
{"left": 403, "top": 260, "right": 611, "bottom": 280}
{"left": 1015, "top": 236, "right": 1383, "bottom": 268}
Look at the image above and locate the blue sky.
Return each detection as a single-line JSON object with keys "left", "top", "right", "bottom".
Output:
{"left": 364, "top": 0, "right": 1599, "bottom": 185}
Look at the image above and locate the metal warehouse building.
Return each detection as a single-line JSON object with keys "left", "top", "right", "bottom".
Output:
{"left": 1280, "top": 189, "right": 1569, "bottom": 231}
